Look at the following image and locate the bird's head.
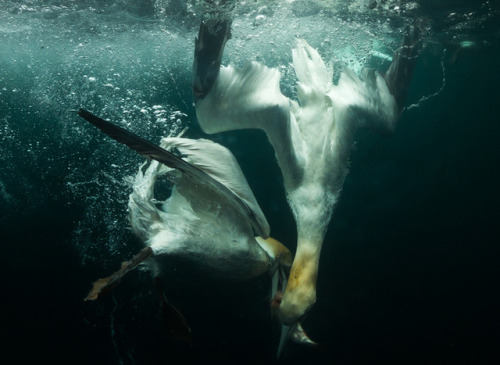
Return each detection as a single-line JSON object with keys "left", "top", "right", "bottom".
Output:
{"left": 275, "top": 251, "right": 318, "bottom": 357}
{"left": 278, "top": 280, "right": 316, "bottom": 325}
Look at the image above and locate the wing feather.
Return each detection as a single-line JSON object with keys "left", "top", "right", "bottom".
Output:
{"left": 161, "top": 137, "right": 270, "bottom": 238}
{"left": 77, "top": 108, "right": 269, "bottom": 238}
{"left": 195, "top": 62, "right": 304, "bottom": 188}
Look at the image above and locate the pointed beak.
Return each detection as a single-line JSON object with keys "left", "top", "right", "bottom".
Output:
{"left": 291, "top": 322, "right": 317, "bottom": 347}
{"left": 277, "top": 321, "right": 317, "bottom": 358}
{"left": 277, "top": 322, "right": 297, "bottom": 358}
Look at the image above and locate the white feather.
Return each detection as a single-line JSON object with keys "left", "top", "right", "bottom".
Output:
{"left": 160, "top": 137, "right": 270, "bottom": 238}
{"left": 195, "top": 38, "right": 402, "bottom": 323}
{"left": 128, "top": 138, "right": 277, "bottom": 280}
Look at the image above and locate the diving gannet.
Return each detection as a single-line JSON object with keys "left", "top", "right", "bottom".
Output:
{"left": 193, "top": 18, "right": 421, "bottom": 354}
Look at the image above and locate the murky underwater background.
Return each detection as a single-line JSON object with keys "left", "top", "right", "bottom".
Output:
{"left": 1, "top": 0, "right": 499, "bottom": 363}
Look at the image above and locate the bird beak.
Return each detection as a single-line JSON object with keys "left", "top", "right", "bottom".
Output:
{"left": 277, "top": 321, "right": 317, "bottom": 358}
{"left": 277, "top": 322, "right": 297, "bottom": 358}
{"left": 291, "top": 322, "right": 317, "bottom": 347}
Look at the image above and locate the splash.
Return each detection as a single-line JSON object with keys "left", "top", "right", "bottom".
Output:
{"left": 0, "top": 0, "right": 445, "bottom": 270}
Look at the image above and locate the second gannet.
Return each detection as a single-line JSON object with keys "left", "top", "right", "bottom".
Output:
{"left": 78, "top": 109, "right": 293, "bottom": 342}
{"left": 193, "top": 18, "right": 421, "bottom": 354}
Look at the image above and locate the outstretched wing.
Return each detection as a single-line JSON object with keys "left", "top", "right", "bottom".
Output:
{"left": 77, "top": 108, "right": 269, "bottom": 238}
{"left": 328, "top": 24, "right": 421, "bottom": 134}
{"left": 193, "top": 21, "right": 303, "bottom": 189}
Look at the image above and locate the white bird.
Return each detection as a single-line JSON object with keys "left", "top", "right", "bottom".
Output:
{"left": 78, "top": 109, "right": 293, "bottom": 341}
{"left": 193, "top": 18, "right": 420, "bottom": 353}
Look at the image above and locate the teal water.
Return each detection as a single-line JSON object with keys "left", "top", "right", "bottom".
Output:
{"left": 1, "top": 1, "right": 499, "bottom": 363}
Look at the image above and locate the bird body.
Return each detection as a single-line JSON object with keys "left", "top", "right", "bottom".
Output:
{"left": 79, "top": 110, "right": 292, "bottom": 306}
{"left": 195, "top": 39, "right": 399, "bottom": 323}
{"left": 129, "top": 137, "right": 276, "bottom": 280}
{"left": 193, "top": 21, "right": 420, "bottom": 347}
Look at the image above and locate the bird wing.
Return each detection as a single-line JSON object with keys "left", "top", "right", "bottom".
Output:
{"left": 194, "top": 21, "right": 420, "bottom": 188}
{"left": 328, "top": 66, "right": 400, "bottom": 133}
{"left": 77, "top": 108, "right": 269, "bottom": 238}
{"left": 160, "top": 136, "right": 270, "bottom": 238}
{"left": 194, "top": 13, "right": 304, "bottom": 188}
{"left": 328, "top": 23, "right": 421, "bottom": 134}
{"left": 195, "top": 61, "right": 304, "bottom": 189}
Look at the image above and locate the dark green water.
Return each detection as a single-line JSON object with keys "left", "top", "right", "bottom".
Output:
{"left": 1, "top": 1, "right": 499, "bottom": 363}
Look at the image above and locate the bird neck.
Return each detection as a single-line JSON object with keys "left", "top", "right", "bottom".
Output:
{"left": 288, "top": 237, "right": 321, "bottom": 292}
{"left": 278, "top": 186, "right": 334, "bottom": 324}
{"left": 288, "top": 182, "right": 336, "bottom": 242}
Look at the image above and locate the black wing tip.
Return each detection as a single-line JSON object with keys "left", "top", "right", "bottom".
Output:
{"left": 193, "top": 18, "right": 233, "bottom": 101}
{"left": 75, "top": 108, "right": 192, "bottom": 175}
{"left": 77, "top": 108, "right": 101, "bottom": 126}
{"left": 75, "top": 109, "right": 263, "bottom": 236}
{"left": 77, "top": 107, "right": 89, "bottom": 118}
{"left": 77, "top": 108, "right": 103, "bottom": 125}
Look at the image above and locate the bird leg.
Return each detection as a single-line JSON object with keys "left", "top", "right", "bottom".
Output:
{"left": 84, "top": 246, "right": 153, "bottom": 301}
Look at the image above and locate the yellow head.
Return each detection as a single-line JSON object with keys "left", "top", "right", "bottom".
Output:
{"left": 278, "top": 248, "right": 318, "bottom": 325}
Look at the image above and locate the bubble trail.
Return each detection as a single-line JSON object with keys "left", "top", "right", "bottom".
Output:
{"left": 406, "top": 48, "right": 447, "bottom": 111}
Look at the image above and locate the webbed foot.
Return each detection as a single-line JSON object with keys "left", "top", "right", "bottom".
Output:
{"left": 84, "top": 246, "right": 153, "bottom": 301}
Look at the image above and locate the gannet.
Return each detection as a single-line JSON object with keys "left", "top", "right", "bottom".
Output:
{"left": 78, "top": 109, "right": 293, "bottom": 341}
{"left": 193, "top": 18, "right": 421, "bottom": 354}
